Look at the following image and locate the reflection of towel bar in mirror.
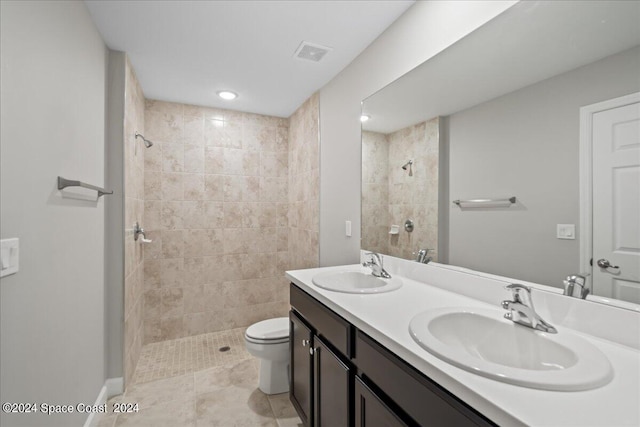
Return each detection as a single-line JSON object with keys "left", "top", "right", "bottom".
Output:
{"left": 57, "top": 176, "right": 113, "bottom": 198}
{"left": 453, "top": 197, "right": 516, "bottom": 208}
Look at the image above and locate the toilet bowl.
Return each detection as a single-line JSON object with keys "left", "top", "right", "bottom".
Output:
{"left": 244, "top": 317, "right": 290, "bottom": 394}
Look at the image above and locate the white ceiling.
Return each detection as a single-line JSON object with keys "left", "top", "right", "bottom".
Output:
{"left": 85, "top": 0, "right": 414, "bottom": 118}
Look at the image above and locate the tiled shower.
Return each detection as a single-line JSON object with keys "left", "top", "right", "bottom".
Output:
{"left": 122, "top": 61, "right": 320, "bottom": 387}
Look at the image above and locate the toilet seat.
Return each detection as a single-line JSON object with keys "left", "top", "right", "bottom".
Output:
{"left": 245, "top": 317, "right": 289, "bottom": 344}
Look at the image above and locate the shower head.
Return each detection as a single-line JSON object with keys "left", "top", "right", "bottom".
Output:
{"left": 135, "top": 133, "right": 153, "bottom": 148}
{"left": 401, "top": 160, "right": 413, "bottom": 170}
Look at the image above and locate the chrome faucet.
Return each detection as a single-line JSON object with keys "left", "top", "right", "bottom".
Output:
{"left": 563, "top": 274, "right": 590, "bottom": 299}
{"left": 414, "top": 248, "right": 433, "bottom": 264}
{"left": 501, "top": 284, "right": 557, "bottom": 334}
{"left": 362, "top": 252, "right": 391, "bottom": 279}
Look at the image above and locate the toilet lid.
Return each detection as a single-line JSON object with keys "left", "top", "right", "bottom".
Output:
{"left": 245, "top": 317, "right": 289, "bottom": 341}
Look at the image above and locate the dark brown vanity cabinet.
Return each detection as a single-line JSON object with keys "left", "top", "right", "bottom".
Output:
{"left": 290, "top": 284, "right": 351, "bottom": 427}
{"left": 355, "top": 377, "right": 408, "bottom": 427}
{"left": 289, "top": 283, "right": 495, "bottom": 427}
{"left": 290, "top": 311, "right": 313, "bottom": 426}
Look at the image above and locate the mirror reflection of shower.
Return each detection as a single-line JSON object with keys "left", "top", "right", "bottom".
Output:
{"left": 401, "top": 160, "right": 413, "bottom": 176}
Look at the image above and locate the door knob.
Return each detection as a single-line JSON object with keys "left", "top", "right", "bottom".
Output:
{"left": 596, "top": 259, "right": 620, "bottom": 270}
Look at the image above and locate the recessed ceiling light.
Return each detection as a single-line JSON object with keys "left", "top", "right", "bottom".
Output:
{"left": 360, "top": 115, "right": 370, "bottom": 122}
{"left": 217, "top": 90, "right": 238, "bottom": 100}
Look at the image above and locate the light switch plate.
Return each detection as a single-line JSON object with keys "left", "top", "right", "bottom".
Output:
{"left": 557, "top": 224, "right": 576, "bottom": 240}
{"left": 1, "top": 238, "right": 19, "bottom": 278}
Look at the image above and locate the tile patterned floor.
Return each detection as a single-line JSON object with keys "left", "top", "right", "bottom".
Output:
{"left": 95, "top": 328, "right": 302, "bottom": 427}
{"left": 133, "top": 328, "right": 250, "bottom": 384}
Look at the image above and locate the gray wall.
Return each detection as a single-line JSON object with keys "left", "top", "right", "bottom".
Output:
{"left": 318, "top": 0, "right": 517, "bottom": 266}
{"left": 0, "top": 1, "right": 108, "bottom": 426}
{"left": 105, "top": 51, "right": 126, "bottom": 380}
{"left": 448, "top": 47, "right": 640, "bottom": 287}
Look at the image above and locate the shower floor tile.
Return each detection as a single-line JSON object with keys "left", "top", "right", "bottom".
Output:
{"left": 94, "top": 328, "right": 302, "bottom": 427}
{"left": 133, "top": 328, "right": 250, "bottom": 384}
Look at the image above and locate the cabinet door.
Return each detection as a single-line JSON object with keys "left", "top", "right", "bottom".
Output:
{"left": 290, "top": 311, "right": 313, "bottom": 426}
{"left": 355, "top": 376, "right": 408, "bottom": 427}
{"left": 314, "top": 337, "right": 350, "bottom": 427}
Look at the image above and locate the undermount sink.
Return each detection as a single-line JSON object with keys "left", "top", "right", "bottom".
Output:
{"left": 312, "top": 271, "right": 402, "bottom": 294}
{"left": 409, "top": 307, "right": 613, "bottom": 391}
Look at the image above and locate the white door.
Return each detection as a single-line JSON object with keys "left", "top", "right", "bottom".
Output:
{"left": 591, "top": 95, "right": 640, "bottom": 303}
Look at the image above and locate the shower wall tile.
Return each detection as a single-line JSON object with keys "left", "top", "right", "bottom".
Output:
{"left": 362, "top": 131, "right": 390, "bottom": 254}
{"left": 288, "top": 93, "right": 320, "bottom": 270}
{"left": 123, "top": 57, "right": 146, "bottom": 387}
{"left": 386, "top": 118, "right": 439, "bottom": 261}
{"left": 143, "top": 100, "right": 291, "bottom": 344}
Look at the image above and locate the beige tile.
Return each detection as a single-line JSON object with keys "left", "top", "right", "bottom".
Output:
{"left": 204, "top": 146, "right": 224, "bottom": 174}
{"left": 267, "top": 393, "right": 300, "bottom": 420}
{"left": 204, "top": 174, "right": 224, "bottom": 201}
{"left": 143, "top": 319, "right": 162, "bottom": 344}
{"left": 161, "top": 173, "right": 183, "bottom": 201}
{"left": 184, "top": 142, "right": 204, "bottom": 173}
{"left": 183, "top": 257, "right": 205, "bottom": 287}
{"left": 143, "top": 230, "right": 162, "bottom": 260}
{"left": 203, "top": 117, "right": 226, "bottom": 147}
{"left": 160, "top": 258, "right": 184, "bottom": 288}
{"left": 196, "top": 387, "right": 277, "bottom": 427}
{"left": 223, "top": 203, "right": 244, "bottom": 228}
{"left": 144, "top": 140, "right": 162, "bottom": 172}
{"left": 161, "top": 201, "right": 183, "bottom": 230}
{"left": 204, "top": 202, "right": 225, "bottom": 229}
{"left": 183, "top": 201, "right": 207, "bottom": 229}
{"left": 145, "top": 99, "right": 184, "bottom": 115}
{"left": 194, "top": 358, "right": 258, "bottom": 394}
{"left": 144, "top": 200, "right": 162, "bottom": 231}
{"left": 202, "top": 229, "right": 224, "bottom": 256}
{"left": 183, "top": 312, "right": 207, "bottom": 336}
{"left": 183, "top": 285, "right": 204, "bottom": 314}
{"left": 144, "top": 110, "right": 183, "bottom": 143}
{"left": 161, "top": 288, "right": 184, "bottom": 318}
{"left": 144, "top": 170, "right": 162, "bottom": 200}
{"left": 184, "top": 115, "right": 204, "bottom": 143}
{"left": 162, "top": 142, "right": 184, "bottom": 173}
{"left": 114, "top": 397, "right": 195, "bottom": 427}
{"left": 143, "top": 289, "right": 162, "bottom": 320}
{"left": 183, "top": 173, "right": 204, "bottom": 200}
{"left": 223, "top": 148, "right": 259, "bottom": 176}
{"left": 160, "top": 316, "right": 184, "bottom": 340}
{"left": 184, "top": 229, "right": 205, "bottom": 258}
{"left": 161, "top": 230, "right": 184, "bottom": 258}
{"left": 94, "top": 414, "right": 116, "bottom": 427}
{"left": 133, "top": 328, "right": 251, "bottom": 384}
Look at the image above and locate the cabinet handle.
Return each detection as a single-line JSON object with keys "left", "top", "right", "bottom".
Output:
{"left": 309, "top": 347, "right": 315, "bottom": 355}
{"left": 302, "top": 339, "right": 310, "bottom": 347}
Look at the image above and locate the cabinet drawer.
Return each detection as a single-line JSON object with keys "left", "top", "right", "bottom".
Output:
{"left": 355, "top": 331, "right": 495, "bottom": 427}
{"left": 290, "top": 284, "right": 352, "bottom": 357}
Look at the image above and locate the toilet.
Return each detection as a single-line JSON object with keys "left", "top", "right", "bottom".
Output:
{"left": 244, "top": 317, "right": 290, "bottom": 394}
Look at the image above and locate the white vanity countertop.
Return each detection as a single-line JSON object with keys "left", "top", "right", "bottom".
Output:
{"left": 286, "top": 261, "right": 640, "bottom": 427}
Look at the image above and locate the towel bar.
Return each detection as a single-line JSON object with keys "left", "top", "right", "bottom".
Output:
{"left": 57, "top": 176, "right": 113, "bottom": 198}
{"left": 453, "top": 196, "right": 516, "bottom": 208}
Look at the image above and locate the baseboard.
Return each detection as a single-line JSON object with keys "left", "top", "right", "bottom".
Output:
{"left": 105, "top": 377, "right": 124, "bottom": 398}
{"left": 83, "top": 377, "right": 124, "bottom": 427}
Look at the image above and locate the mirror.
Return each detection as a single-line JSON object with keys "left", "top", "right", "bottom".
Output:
{"left": 361, "top": 1, "right": 640, "bottom": 304}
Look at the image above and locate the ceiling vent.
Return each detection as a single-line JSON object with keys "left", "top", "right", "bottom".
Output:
{"left": 293, "top": 41, "right": 332, "bottom": 63}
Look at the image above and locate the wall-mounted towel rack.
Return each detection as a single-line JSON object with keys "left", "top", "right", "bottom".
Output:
{"left": 57, "top": 176, "right": 113, "bottom": 198}
{"left": 453, "top": 196, "right": 516, "bottom": 208}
